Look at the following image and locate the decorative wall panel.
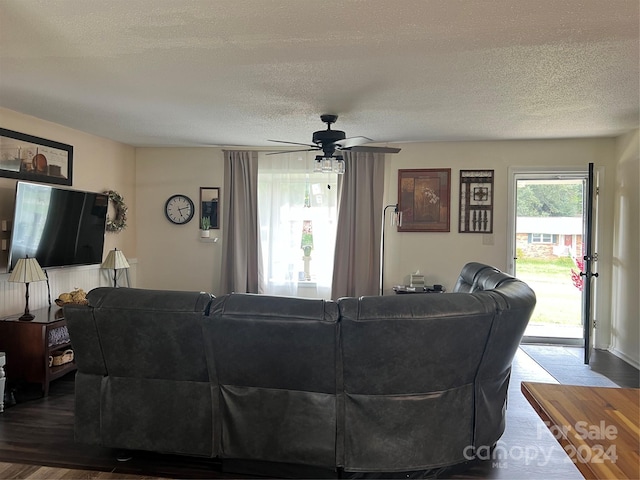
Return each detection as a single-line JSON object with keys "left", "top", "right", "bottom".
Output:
{"left": 459, "top": 170, "right": 494, "bottom": 233}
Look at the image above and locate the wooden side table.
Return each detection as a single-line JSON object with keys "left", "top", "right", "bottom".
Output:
{"left": 0, "top": 307, "right": 76, "bottom": 396}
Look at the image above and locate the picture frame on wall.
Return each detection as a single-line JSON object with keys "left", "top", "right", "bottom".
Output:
{"left": 398, "top": 168, "right": 451, "bottom": 232}
{"left": 0, "top": 128, "right": 73, "bottom": 186}
{"left": 459, "top": 170, "right": 494, "bottom": 233}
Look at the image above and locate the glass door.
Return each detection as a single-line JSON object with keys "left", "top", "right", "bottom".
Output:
{"left": 509, "top": 167, "right": 595, "bottom": 350}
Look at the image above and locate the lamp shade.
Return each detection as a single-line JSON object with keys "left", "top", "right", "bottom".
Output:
{"left": 8, "top": 256, "right": 47, "bottom": 284}
{"left": 101, "top": 248, "right": 130, "bottom": 270}
{"left": 9, "top": 256, "right": 47, "bottom": 321}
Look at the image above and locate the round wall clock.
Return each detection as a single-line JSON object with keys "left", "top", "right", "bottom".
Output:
{"left": 164, "top": 194, "right": 195, "bottom": 225}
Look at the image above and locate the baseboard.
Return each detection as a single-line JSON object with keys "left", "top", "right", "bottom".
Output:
{"left": 608, "top": 347, "right": 640, "bottom": 370}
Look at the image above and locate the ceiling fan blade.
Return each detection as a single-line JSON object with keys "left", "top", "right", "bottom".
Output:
{"left": 265, "top": 148, "right": 318, "bottom": 156}
{"left": 333, "top": 136, "right": 373, "bottom": 148}
{"left": 268, "top": 139, "right": 318, "bottom": 148}
{"left": 346, "top": 145, "right": 402, "bottom": 154}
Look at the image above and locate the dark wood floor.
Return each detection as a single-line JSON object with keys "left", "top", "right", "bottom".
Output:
{"left": 0, "top": 347, "right": 637, "bottom": 479}
{"left": 0, "top": 461, "right": 167, "bottom": 479}
{"left": 521, "top": 345, "right": 639, "bottom": 388}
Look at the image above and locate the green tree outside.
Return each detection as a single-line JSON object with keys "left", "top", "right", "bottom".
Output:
{"left": 517, "top": 183, "right": 583, "bottom": 217}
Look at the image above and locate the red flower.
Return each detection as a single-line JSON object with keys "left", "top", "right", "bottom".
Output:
{"left": 571, "top": 256, "right": 584, "bottom": 291}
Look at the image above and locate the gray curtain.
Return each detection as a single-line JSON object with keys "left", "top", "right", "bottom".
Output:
{"left": 220, "top": 150, "right": 262, "bottom": 294}
{"left": 331, "top": 151, "right": 385, "bottom": 299}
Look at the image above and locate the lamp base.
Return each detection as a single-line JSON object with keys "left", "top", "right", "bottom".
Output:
{"left": 19, "top": 312, "right": 35, "bottom": 321}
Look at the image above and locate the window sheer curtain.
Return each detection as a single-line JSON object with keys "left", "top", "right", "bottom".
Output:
{"left": 258, "top": 152, "right": 337, "bottom": 299}
{"left": 331, "top": 151, "right": 385, "bottom": 299}
{"left": 219, "top": 150, "right": 262, "bottom": 294}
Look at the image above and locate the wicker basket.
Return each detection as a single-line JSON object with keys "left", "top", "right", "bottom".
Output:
{"left": 49, "top": 349, "right": 74, "bottom": 367}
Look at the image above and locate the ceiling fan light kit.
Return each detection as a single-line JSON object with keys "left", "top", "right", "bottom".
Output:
{"left": 269, "top": 114, "right": 401, "bottom": 174}
{"left": 314, "top": 154, "right": 345, "bottom": 174}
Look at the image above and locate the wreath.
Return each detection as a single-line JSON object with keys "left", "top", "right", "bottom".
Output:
{"left": 105, "top": 190, "right": 127, "bottom": 233}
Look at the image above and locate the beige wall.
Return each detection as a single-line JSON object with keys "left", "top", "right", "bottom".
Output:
{"left": 1, "top": 106, "right": 637, "bottom": 367}
{"left": 0, "top": 107, "right": 137, "bottom": 258}
{"left": 135, "top": 137, "right": 630, "bottom": 359}
{"left": 0, "top": 107, "right": 136, "bottom": 317}
{"left": 611, "top": 129, "right": 639, "bottom": 366}
{"left": 381, "top": 138, "right": 615, "bottom": 287}
{"left": 135, "top": 147, "right": 225, "bottom": 294}
{"left": 380, "top": 138, "right": 623, "bottom": 355}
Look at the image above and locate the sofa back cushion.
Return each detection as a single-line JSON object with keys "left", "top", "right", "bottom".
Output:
{"left": 338, "top": 293, "right": 498, "bottom": 471}
{"left": 339, "top": 294, "right": 496, "bottom": 394}
{"left": 65, "top": 287, "right": 216, "bottom": 457}
{"left": 82, "top": 287, "right": 212, "bottom": 381}
{"left": 204, "top": 293, "right": 340, "bottom": 467}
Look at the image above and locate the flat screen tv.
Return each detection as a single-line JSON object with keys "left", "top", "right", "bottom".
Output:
{"left": 8, "top": 181, "right": 108, "bottom": 272}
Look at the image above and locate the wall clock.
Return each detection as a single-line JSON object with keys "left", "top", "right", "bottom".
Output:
{"left": 164, "top": 194, "right": 195, "bottom": 225}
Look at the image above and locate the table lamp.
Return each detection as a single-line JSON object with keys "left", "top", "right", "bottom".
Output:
{"left": 101, "top": 248, "right": 130, "bottom": 287}
{"left": 8, "top": 255, "right": 47, "bottom": 321}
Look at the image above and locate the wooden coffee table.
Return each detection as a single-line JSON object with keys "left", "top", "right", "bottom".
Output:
{"left": 521, "top": 382, "right": 639, "bottom": 479}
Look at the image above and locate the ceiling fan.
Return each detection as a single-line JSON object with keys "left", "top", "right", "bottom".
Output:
{"left": 268, "top": 114, "right": 401, "bottom": 158}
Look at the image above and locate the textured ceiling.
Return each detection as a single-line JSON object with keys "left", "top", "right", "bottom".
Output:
{"left": 0, "top": 0, "right": 638, "bottom": 147}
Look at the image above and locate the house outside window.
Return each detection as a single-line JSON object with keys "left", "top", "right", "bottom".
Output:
{"left": 516, "top": 216, "right": 582, "bottom": 260}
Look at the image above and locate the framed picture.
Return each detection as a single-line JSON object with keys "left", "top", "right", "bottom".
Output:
{"left": 200, "top": 187, "right": 220, "bottom": 229}
{"left": 459, "top": 170, "right": 494, "bottom": 233}
{"left": 398, "top": 168, "right": 451, "bottom": 232}
{"left": 0, "top": 128, "right": 73, "bottom": 185}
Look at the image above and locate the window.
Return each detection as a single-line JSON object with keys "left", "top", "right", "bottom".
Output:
{"left": 530, "top": 233, "right": 555, "bottom": 244}
{"left": 258, "top": 153, "right": 338, "bottom": 299}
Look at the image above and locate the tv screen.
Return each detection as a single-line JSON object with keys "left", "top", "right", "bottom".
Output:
{"left": 8, "top": 181, "right": 108, "bottom": 272}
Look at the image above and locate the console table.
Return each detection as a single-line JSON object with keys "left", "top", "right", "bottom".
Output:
{"left": 0, "top": 307, "right": 76, "bottom": 396}
{"left": 521, "top": 381, "right": 640, "bottom": 480}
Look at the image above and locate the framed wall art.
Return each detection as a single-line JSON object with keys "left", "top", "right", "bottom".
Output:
{"left": 459, "top": 170, "right": 494, "bottom": 233}
{"left": 0, "top": 128, "right": 73, "bottom": 186}
{"left": 398, "top": 168, "right": 451, "bottom": 232}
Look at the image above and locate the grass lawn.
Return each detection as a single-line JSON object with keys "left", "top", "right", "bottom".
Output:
{"left": 516, "top": 257, "right": 582, "bottom": 326}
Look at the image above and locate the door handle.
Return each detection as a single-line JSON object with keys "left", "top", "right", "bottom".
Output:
{"left": 579, "top": 271, "right": 599, "bottom": 278}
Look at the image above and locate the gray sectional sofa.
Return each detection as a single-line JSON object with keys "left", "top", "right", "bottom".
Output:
{"left": 64, "top": 262, "right": 535, "bottom": 477}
